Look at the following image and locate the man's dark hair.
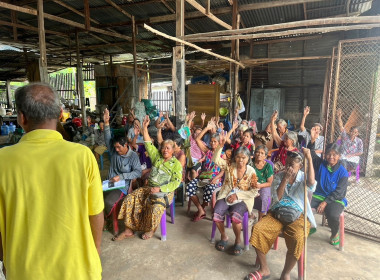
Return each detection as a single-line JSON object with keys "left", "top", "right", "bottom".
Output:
{"left": 15, "top": 83, "right": 61, "bottom": 125}
{"left": 99, "top": 120, "right": 104, "bottom": 124}
{"left": 112, "top": 135, "right": 127, "bottom": 146}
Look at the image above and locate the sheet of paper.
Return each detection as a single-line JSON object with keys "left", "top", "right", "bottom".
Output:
{"left": 102, "top": 180, "right": 126, "bottom": 192}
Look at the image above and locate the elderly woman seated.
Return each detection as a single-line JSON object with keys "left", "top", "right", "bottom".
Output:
{"left": 309, "top": 127, "right": 348, "bottom": 246}
{"left": 212, "top": 133, "right": 258, "bottom": 256}
{"left": 265, "top": 113, "right": 288, "bottom": 148}
{"left": 186, "top": 121, "right": 225, "bottom": 222}
{"left": 337, "top": 109, "right": 363, "bottom": 172}
{"left": 113, "top": 116, "right": 182, "bottom": 241}
{"left": 298, "top": 106, "right": 324, "bottom": 156}
{"left": 270, "top": 111, "right": 299, "bottom": 173}
{"left": 246, "top": 149, "right": 316, "bottom": 280}
{"left": 251, "top": 145, "right": 274, "bottom": 221}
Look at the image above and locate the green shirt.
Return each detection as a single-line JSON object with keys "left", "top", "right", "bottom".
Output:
{"left": 253, "top": 162, "right": 274, "bottom": 184}
{"left": 144, "top": 141, "right": 182, "bottom": 193}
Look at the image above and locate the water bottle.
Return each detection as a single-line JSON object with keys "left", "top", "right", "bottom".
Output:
{"left": 1, "top": 124, "right": 9, "bottom": 135}
{"left": 9, "top": 122, "right": 16, "bottom": 133}
{"left": 90, "top": 134, "right": 95, "bottom": 146}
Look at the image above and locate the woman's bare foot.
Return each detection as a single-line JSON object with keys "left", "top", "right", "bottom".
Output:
{"left": 142, "top": 231, "right": 154, "bottom": 240}
{"left": 111, "top": 228, "right": 134, "bottom": 241}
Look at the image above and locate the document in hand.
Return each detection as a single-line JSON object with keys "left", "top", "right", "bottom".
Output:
{"left": 102, "top": 180, "right": 126, "bottom": 192}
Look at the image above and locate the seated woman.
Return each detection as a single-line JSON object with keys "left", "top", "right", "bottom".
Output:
{"left": 337, "top": 109, "right": 363, "bottom": 172}
{"left": 225, "top": 120, "right": 255, "bottom": 156}
{"left": 298, "top": 106, "right": 324, "bottom": 156}
{"left": 129, "top": 124, "right": 152, "bottom": 184}
{"left": 265, "top": 113, "right": 288, "bottom": 148}
{"left": 113, "top": 116, "right": 182, "bottom": 241}
{"left": 246, "top": 149, "right": 316, "bottom": 280}
{"left": 270, "top": 110, "right": 299, "bottom": 173}
{"left": 251, "top": 145, "right": 274, "bottom": 221}
{"left": 212, "top": 136, "right": 259, "bottom": 256}
{"left": 308, "top": 127, "right": 348, "bottom": 246}
{"left": 186, "top": 121, "right": 225, "bottom": 222}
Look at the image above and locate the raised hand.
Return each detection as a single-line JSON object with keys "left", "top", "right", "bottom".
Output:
{"left": 302, "top": 147, "right": 311, "bottom": 159}
{"left": 271, "top": 110, "right": 278, "bottom": 122}
{"left": 284, "top": 166, "right": 297, "bottom": 182}
{"left": 103, "top": 108, "right": 110, "bottom": 125}
{"left": 206, "top": 120, "right": 215, "bottom": 131}
{"left": 143, "top": 115, "right": 150, "bottom": 129}
{"left": 190, "top": 111, "right": 196, "bottom": 120}
{"left": 134, "top": 124, "right": 140, "bottom": 136}
{"left": 201, "top": 113, "right": 206, "bottom": 121}
{"left": 158, "top": 120, "right": 167, "bottom": 129}
{"left": 159, "top": 111, "right": 164, "bottom": 118}
{"left": 219, "top": 130, "right": 227, "bottom": 147}
{"left": 304, "top": 106, "right": 310, "bottom": 116}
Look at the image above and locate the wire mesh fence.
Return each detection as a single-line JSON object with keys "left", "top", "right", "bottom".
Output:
{"left": 325, "top": 37, "right": 380, "bottom": 242}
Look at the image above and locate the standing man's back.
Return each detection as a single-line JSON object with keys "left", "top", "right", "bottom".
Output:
{"left": 0, "top": 83, "right": 104, "bottom": 280}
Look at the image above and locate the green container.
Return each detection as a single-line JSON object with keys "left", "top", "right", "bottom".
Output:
{"left": 141, "top": 99, "right": 154, "bottom": 108}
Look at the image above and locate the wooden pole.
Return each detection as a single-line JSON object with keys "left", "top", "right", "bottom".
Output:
{"left": 75, "top": 30, "right": 87, "bottom": 128}
{"left": 143, "top": 24, "right": 245, "bottom": 68}
{"left": 6, "top": 80, "right": 12, "bottom": 109}
{"left": 11, "top": 10, "right": 17, "bottom": 41}
{"left": 37, "top": 0, "right": 48, "bottom": 83}
{"left": 174, "top": 0, "right": 186, "bottom": 128}
{"left": 83, "top": 0, "right": 91, "bottom": 30}
{"left": 184, "top": 16, "right": 380, "bottom": 40}
{"left": 330, "top": 42, "right": 343, "bottom": 143}
{"left": 132, "top": 16, "right": 138, "bottom": 108}
{"left": 185, "top": 24, "right": 380, "bottom": 43}
{"left": 246, "top": 41, "right": 253, "bottom": 120}
{"left": 320, "top": 59, "right": 331, "bottom": 127}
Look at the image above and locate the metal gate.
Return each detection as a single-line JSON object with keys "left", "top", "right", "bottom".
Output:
{"left": 324, "top": 37, "right": 380, "bottom": 242}
{"left": 151, "top": 90, "right": 173, "bottom": 114}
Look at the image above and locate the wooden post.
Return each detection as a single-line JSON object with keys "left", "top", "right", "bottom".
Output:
{"left": 174, "top": 0, "right": 185, "bottom": 129}
{"left": 246, "top": 41, "right": 253, "bottom": 120}
{"left": 11, "top": 10, "right": 17, "bottom": 41}
{"left": 37, "top": 0, "right": 48, "bottom": 83}
{"left": 132, "top": 15, "right": 138, "bottom": 108}
{"left": 75, "top": 30, "right": 87, "bottom": 128}
{"left": 83, "top": 0, "right": 91, "bottom": 30}
{"left": 231, "top": 0, "right": 239, "bottom": 121}
{"left": 330, "top": 42, "right": 343, "bottom": 143}
{"left": 6, "top": 80, "right": 12, "bottom": 109}
{"left": 320, "top": 59, "right": 331, "bottom": 126}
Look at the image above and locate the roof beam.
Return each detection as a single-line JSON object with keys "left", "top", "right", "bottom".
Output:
{"left": 0, "top": 19, "right": 66, "bottom": 36}
{"left": 104, "top": 0, "right": 132, "bottom": 19}
{"left": 184, "top": 16, "right": 380, "bottom": 41}
{"left": 160, "top": 0, "right": 197, "bottom": 33}
{"left": 0, "top": 2, "right": 132, "bottom": 41}
{"left": 185, "top": 0, "right": 232, "bottom": 30}
{"left": 83, "top": 0, "right": 91, "bottom": 30}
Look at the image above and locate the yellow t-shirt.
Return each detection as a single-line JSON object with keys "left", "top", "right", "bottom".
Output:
{"left": 0, "top": 129, "right": 104, "bottom": 280}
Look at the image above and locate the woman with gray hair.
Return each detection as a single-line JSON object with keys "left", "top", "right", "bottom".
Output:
{"left": 270, "top": 110, "right": 299, "bottom": 173}
{"left": 211, "top": 133, "right": 259, "bottom": 256}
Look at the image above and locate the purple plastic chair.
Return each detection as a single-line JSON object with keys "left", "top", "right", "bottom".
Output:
{"left": 211, "top": 211, "right": 250, "bottom": 250}
{"left": 160, "top": 196, "right": 175, "bottom": 241}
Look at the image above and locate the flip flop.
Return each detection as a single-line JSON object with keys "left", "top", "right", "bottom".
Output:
{"left": 309, "top": 228, "right": 317, "bottom": 236}
{"left": 192, "top": 213, "right": 206, "bottom": 222}
{"left": 215, "top": 239, "right": 228, "bottom": 252}
{"left": 244, "top": 271, "right": 270, "bottom": 280}
{"left": 330, "top": 234, "right": 340, "bottom": 246}
{"left": 233, "top": 244, "right": 243, "bottom": 256}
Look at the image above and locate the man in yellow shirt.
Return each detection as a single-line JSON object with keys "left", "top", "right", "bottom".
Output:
{"left": 0, "top": 83, "right": 104, "bottom": 280}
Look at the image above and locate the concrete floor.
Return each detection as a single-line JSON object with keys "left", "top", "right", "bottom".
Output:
{"left": 100, "top": 205, "right": 380, "bottom": 280}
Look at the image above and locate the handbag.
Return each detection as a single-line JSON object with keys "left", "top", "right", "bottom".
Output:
{"left": 273, "top": 206, "right": 301, "bottom": 225}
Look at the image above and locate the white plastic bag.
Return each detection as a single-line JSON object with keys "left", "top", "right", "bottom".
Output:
{"left": 0, "top": 261, "right": 5, "bottom": 280}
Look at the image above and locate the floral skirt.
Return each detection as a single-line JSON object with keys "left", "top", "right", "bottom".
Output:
{"left": 118, "top": 187, "right": 174, "bottom": 232}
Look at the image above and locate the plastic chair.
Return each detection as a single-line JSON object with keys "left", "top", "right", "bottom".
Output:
{"left": 320, "top": 211, "right": 345, "bottom": 251}
{"left": 99, "top": 150, "right": 111, "bottom": 170}
{"left": 160, "top": 196, "right": 175, "bottom": 241}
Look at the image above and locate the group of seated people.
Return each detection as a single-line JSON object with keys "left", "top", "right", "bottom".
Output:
{"left": 96, "top": 105, "right": 362, "bottom": 280}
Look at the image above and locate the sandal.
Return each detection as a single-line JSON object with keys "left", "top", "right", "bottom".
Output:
{"left": 309, "top": 228, "right": 317, "bottom": 236}
{"left": 244, "top": 271, "right": 270, "bottom": 280}
{"left": 233, "top": 244, "right": 243, "bottom": 256}
{"left": 330, "top": 234, "right": 340, "bottom": 245}
{"left": 215, "top": 239, "right": 228, "bottom": 252}
{"left": 141, "top": 231, "right": 154, "bottom": 240}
